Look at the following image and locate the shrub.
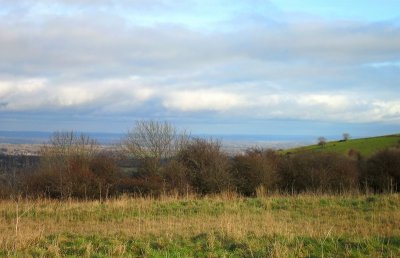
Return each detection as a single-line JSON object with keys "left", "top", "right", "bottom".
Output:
{"left": 0, "top": 177, "right": 13, "bottom": 198}
{"left": 279, "top": 152, "right": 359, "bottom": 193}
{"left": 115, "top": 174, "right": 164, "bottom": 196}
{"left": 161, "top": 159, "right": 190, "bottom": 195}
{"left": 232, "top": 149, "right": 280, "bottom": 196}
{"left": 363, "top": 149, "right": 400, "bottom": 192}
{"left": 24, "top": 132, "right": 119, "bottom": 199}
{"left": 176, "top": 138, "right": 232, "bottom": 195}
{"left": 348, "top": 149, "right": 362, "bottom": 160}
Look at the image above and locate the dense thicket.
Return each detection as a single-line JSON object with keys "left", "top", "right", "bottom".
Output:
{"left": 20, "top": 132, "right": 120, "bottom": 199}
{"left": 1, "top": 130, "right": 399, "bottom": 199}
{"left": 231, "top": 149, "right": 280, "bottom": 195}
{"left": 362, "top": 148, "right": 400, "bottom": 193}
{"left": 278, "top": 152, "right": 360, "bottom": 193}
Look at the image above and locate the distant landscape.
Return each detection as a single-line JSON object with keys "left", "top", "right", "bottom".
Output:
{"left": 2, "top": 0, "right": 400, "bottom": 256}
{"left": 0, "top": 130, "right": 316, "bottom": 155}
{"left": 1, "top": 130, "right": 398, "bottom": 156}
{"left": 1, "top": 122, "right": 399, "bottom": 256}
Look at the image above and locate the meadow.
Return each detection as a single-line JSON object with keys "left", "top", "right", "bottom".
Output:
{"left": 285, "top": 134, "right": 400, "bottom": 157}
{"left": 1, "top": 193, "right": 399, "bottom": 257}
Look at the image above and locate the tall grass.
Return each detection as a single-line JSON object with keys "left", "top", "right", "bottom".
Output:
{"left": 0, "top": 193, "right": 399, "bottom": 256}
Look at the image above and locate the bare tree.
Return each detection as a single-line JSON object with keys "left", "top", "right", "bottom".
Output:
{"left": 43, "top": 131, "right": 98, "bottom": 161}
{"left": 318, "top": 137, "right": 327, "bottom": 148}
{"left": 122, "top": 120, "right": 189, "bottom": 160}
{"left": 38, "top": 131, "right": 100, "bottom": 198}
{"left": 342, "top": 133, "right": 350, "bottom": 141}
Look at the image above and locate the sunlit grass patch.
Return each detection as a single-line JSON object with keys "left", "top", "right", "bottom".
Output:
{"left": 0, "top": 194, "right": 399, "bottom": 256}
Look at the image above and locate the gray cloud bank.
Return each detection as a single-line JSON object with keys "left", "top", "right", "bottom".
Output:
{"left": 0, "top": 0, "right": 400, "bottom": 132}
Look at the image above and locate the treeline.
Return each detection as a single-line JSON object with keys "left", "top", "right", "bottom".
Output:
{"left": 0, "top": 121, "right": 399, "bottom": 199}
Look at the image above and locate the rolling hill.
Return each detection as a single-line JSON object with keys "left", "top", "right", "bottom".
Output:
{"left": 284, "top": 134, "right": 400, "bottom": 157}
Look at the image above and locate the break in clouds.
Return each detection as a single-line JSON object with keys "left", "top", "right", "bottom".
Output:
{"left": 0, "top": 0, "right": 400, "bottom": 131}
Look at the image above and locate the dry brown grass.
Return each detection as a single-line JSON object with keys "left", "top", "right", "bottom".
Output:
{"left": 0, "top": 193, "right": 399, "bottom": 255}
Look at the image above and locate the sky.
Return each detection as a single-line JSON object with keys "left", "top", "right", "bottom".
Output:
{"left": 0, "top": 0, "right": 399, "bottom": 139}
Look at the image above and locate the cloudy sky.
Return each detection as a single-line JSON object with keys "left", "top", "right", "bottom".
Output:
{"left": 0, "top": 0, "right": 399, "bottom": 138}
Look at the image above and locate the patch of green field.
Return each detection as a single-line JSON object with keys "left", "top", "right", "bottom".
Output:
{"left": 1, "top": 194, "right": 399, "bottom": 257}
{"left": 285, "top": 134, "right": 400, "bottom": 157}
{"left": 6, "top": 233, "right": 399, "bottom": 257}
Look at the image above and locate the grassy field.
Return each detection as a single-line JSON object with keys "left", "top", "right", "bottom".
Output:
{"left": 285, "top": 134, "right": 400, "bottom": 157}
{"left": 1, "top": 194, "right": 399, "bottom": 257}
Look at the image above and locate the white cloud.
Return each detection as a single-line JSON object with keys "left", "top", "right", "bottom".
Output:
{"left": 371, "top": 101, "right": 400, "bottom": 120}
{"left": 57, "top": 87, "right": 93, "bottom": 106}
{"left": 1, "top": 74, "right": 399, "bottom": 126}
{"left": 0, "top": 1, "right": 399, "bottom": 132}
{"left": 297, "top": 94, "right": 350, "bottom": 111}
{"left": 16, "top": 79, "right": 46, "bottom": 93}
{"left": 163, "top": 89, "right": 246, "bottom": 112}
{"left": 0, "top": 78, "right": 46, "bottom": 98}
{"left": 0, "top": 77, "right": 156, "bottom": 112}
{"left": 0, "top": 83, "right": 12, "bottom": 98}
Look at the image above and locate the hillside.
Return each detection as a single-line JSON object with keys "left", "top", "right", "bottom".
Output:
{"left": 285, "top": 134, "right": 400, "bottom": 157}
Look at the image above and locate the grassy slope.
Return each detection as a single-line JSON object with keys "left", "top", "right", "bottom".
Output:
{"left": 1, "top": 194, "right": 399, "bottom": 257}
{"left": 285, "top": 134, "right": 400, "bottom": 157}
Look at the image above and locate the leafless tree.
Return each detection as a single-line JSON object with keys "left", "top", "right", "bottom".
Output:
{"left": 37, "top": 131, "right": 100, "bottom": 198}
{"left": 122, "top": 120, "right": 190, "bottom": 161}
{"left": 44, "top": 131, "right": 98, "bottom": 160}
{"left": 318, "top": 137, "right": 327, "bottom": 148}
{"left": 342, "top": 133, "right": 350, "bottom": 141}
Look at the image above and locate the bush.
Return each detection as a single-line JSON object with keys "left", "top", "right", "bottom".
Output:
{"left": 176, "top": 138, "right": 232, "bottom": 195}
{"left": 279, "top": 152, "right": 359, "bottom": 193}
{"left": 363, "top": 149, "right": 400, "bottom": 193}
{"left": 0, "top": 177, "right": 13, "bottom": 198}
{"left": 232, "top": 149, "right": 280, "bottom": 196}
{"left": 115, "top": 174, "right": 164, "bottom": 196}
{"left": 89, "top": 154, "right": 120, "bottom": 198}
{"left": 24, "top": 132, "right": 120, "bottom": 199}
{"left": 161, "top": 159, "right": 190, "bottom": 195}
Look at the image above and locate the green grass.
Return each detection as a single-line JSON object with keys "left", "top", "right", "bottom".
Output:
{"left": 17, "top": 233, "right": 400, "bottom": 257}
{"left": 285, "top": 134, "right": 400, "bottom": 157}
{"left": 1, "top": 194, "right": 399, "bottom": 257}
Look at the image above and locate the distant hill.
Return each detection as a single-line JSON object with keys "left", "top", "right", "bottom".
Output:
{"left": 284, "top": 134, "right": 400, "bottom": 157}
